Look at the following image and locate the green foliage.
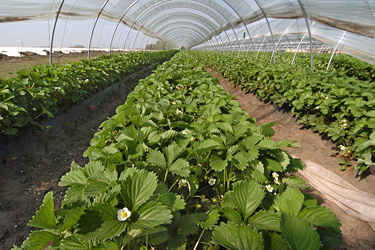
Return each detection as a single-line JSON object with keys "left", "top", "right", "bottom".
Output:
{"left": 212, "top": 222, "right": 264, "bottom": 250}
{"left": 223, "top": 180, "right": 265, "bottom": 221}
{"left": 280, "top": 213, "right": 321, "bottom": 250}
{"left": 18, "top": 52, "right": 342, "bottom": 250}
{"left": 28, "top": 191, "right": 56, "bottom": 229}
{"left": 274, "top": 187, "right": 304, "bottom": 216}
{"left": 0, "top": 50, "right": 178, "bottom": 136}
{"left": 197, "top": 51, "right": 375, "bottom": 175}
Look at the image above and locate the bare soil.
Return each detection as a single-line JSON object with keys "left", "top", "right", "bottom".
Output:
{"left": 0, "top": 64, "right": 156, "bottom": 249}
{"left": 206, "top": 68, "right": 375, "bottom": 250}
{"left": 0, "top": 50, "right": 122, "bottom": 78}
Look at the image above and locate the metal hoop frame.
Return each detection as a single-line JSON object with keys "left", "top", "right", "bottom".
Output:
{"left": 48, "top": 0, "right": 323, "bottom": 67}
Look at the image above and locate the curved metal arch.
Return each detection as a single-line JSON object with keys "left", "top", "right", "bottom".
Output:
{"left": 126, "top": 5, "right": 228, "bottom": 51}
{"left": 242, "top": 18, "right": 269, "bottom": 57}
{"left": 292, "top": 22, "right": 315, "bottom": 65}
{"left": 88, "top": 0, "right": 110, "bottom": 60}
{"left": 109, "top": 0, "right": 140, "bottom": 54}
{"left": 139, "top": 16, "right": 219, "bottom": 51}
{"left": 240, "top": 0, "right": 267, "bottom": 56}
{"left": 221, "top": 0, "right": 254, "bottom": 55}
{"left": 161, "top": 29, "right": 207, "bottom": 46}
{"left": 137, "top": 8, "right": 227, "bottom": 52}
{"left": 154, "top": 21, "right": 211, "bottom": 39}
{"left": 253, "top": 0, "right": 276, "bottom": 63}
{"left": 122, "top": 0, "right": 171, "bottom": 50}
{"left": 190, "top": 0, "right": 240, "bottom": 54}
{"left": 138, "top": 11, "right": 223, "bottom": 50}
{"left": 168, "top": 33, "right": 202, "bottom": 45}
{"left": 132, "top": 0, "right": 237, "bottom": 27}
{"left": 296, "top": 0, "right": 314, "bottom": 71}
{"left": 122, "top": 0, "right": 241, "bottom": 51}
{"left": 49, "top": 0, "right": 66, "bottom": 64}
{"left": 273, "top": 20, "right": 296, "bottom": 52}
{"left": 145, "top": 12, "right": 218, "bottom": 37}
{"left": 164, "top": 34, "right": 200, "bottom": 48}
{"left": 135, "top": 20, "right": 217, "bottom": 51}
{"left": 326, "top": 31, "right": 347, "bottom": 73}
{"left": 164, "top": 31, "right": 204, "bottom": 46}
{"left": 161, "top": 26, "right": 207, "bottom": 42}
{"left": 159, "top": 24, "right": 208, "bottom": 43}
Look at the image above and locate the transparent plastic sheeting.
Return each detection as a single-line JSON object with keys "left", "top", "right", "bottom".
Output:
{"left": 297, "top": 157, "right": 375, "bottom": 231}
{"left": 0, "top": 0, "right": 375, "bottom": 64}
{"left": 193, "top": 18, "right": 375, "bottom": 66}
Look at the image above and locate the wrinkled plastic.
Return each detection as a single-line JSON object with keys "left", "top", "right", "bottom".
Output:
{"left": 0, "top": 0, "right": 375, "bottom": 64}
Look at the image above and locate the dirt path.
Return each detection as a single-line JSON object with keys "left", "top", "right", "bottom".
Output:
{"left": 0, "top": 66, "right": 155, "bottom": 249}
{"left": 206, "top": 68, "right": 375, "bottom": 250}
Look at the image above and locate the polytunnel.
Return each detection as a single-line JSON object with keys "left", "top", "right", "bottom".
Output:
{"left": 1, "top": 0, "right": 375, "bottom": 66}
{"left": 1, "top": 1, "right": 375, "bottom": 250}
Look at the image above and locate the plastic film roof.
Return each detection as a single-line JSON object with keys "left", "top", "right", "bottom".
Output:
{"left": 1, "top": 0, "right": 375, "bottom": 64}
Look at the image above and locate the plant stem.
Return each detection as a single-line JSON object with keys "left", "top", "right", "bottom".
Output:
{"left": 169, "top": 178, "right": 180, "bottom": 192}
{"left": 193, "top": 229, "right": 205, "bottom": 250}
{"left": 224, "top": 168, "right": 227, "bottom": 193}
{"left": 195, "top": 185, "right": 211, "bottom": 193}
{"left": 163, "top": 170, "right": 169, "bottom": 183}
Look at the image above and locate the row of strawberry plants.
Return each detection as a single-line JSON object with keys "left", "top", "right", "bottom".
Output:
{"left": 0, "top": 50, "right": 177, "bottom": 136}
{"left": 18, "top": 52, "right": 341, "bottom": 250}
{"left": 252, "top": 52, "right": 375, "bottom": 82}
{"left": 197, "top": 52, "right": 375, "bottom": 174}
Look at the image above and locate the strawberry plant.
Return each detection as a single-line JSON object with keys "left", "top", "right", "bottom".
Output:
{"left": 18, "top": 52, "right": 342, "bottom": 250}
{"left": 0, "top": 50, "right": 177, "bottom": 136}
{"left": 197, "top": 51, "right": 375, "bottom": 175}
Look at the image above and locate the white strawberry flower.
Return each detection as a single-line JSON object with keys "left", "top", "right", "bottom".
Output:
{"left": 339, "top": 145, "right": 346, "bottom": 151}
{"left": 272, "top": 172, "right": 279, "bottom": 179}
{"left": 208, "top": 178, "right": 216, "bottom": 186}
{"left": 266, "top": 185, "right": 273, "bottom": 192}
{"left": 118, "top": 207, "right": 131, "bottom": 221}
{"left": 182, "top": 130, "right": 188, "bottom": 135}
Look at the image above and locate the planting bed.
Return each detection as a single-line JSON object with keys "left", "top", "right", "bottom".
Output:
{"left": 207, "top": 68, "right": 375, "bottom": 249}
{"left": 0, "top": 65, "right": 157, "bottom": 249}
{"left": 1, "top": 51, "right": 374, "bottom": 249}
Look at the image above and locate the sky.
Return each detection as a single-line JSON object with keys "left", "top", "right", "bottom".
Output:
{"left": 0, "top": 18, "right": 157, "bottom": 49}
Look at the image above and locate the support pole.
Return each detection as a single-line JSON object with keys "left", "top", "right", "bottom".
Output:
{"left": 50, "top": 0, "right": 66, "bottom": 64}
{"left": 292, "top": 22, "right": 315, "bottom": 65}
{"left": 222, "top": 0, "right": 254, "bottom": 55}
{"left": 326, "top": 31, "right": 347, "bottom": 73}
{"left": 254, "top": 0, "right": 276, "bottom": 63}
{"left": 88, "top": 0, "right": 110, "bottom": 61}
{"left": 109, "top": 0, "right": 140, "bottom": 55}
{"left": 296, "top": 0, "right": 313, "bottom": 71}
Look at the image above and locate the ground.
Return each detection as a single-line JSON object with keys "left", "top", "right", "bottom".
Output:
{"left": 0, "top": 54, "right": 374, "bottom": 249}
{"left": 207, "top": 68, "right": 375, "bottom": 250}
